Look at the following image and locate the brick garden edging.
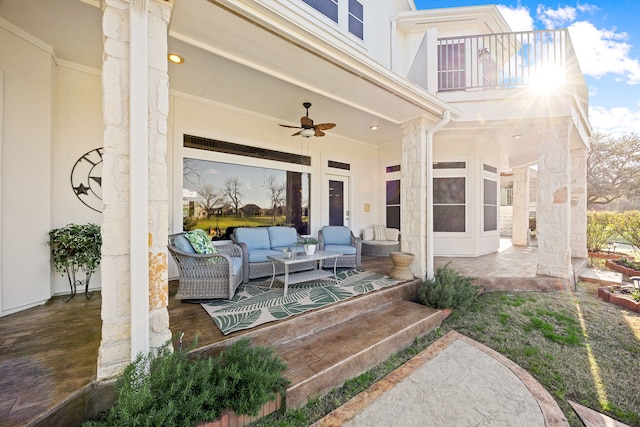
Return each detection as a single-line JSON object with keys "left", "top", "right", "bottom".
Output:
{"left": 598, "top": 286, "right": 640, "bottom": 313}
{"left": 604, "top": 259, "right": 640, "bottom": 277}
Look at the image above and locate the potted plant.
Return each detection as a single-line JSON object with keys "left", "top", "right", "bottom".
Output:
{"left": 300, "top": 236, "right": 318, "bottom": 255}
{"left": 48, "top": 223, "right": 101, "bottom": 301}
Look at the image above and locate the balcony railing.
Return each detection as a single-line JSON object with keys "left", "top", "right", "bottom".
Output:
{"left": 437, "top": 29, "right": 587, "bottom": 111}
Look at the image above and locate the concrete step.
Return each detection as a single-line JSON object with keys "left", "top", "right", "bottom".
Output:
{"left": 195, "top": 279, "right": 442, "bottom": 409}
{"left": 279, "top": 299, "right": 441, "bottom": 408}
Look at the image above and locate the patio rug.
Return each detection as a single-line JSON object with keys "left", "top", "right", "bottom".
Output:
{"left": 201, "top": 269, "right": 401, "bottom": 335}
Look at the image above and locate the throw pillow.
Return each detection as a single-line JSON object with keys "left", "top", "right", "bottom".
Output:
{"left": 362, "top": 228, "right": 374, "bottom": 241}
{"left": 185, "top": 229, "right": 218, "bottom": 255}
{"left": 373, "top": 224, "right": 386, "bottom": 241}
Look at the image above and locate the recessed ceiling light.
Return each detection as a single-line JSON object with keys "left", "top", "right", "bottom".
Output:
{"left": 168, "top": 53, "right": 184, "bottom": 64}
{"left": 370, "top": 125, "right": 379, "bottom": 131}
{"left": 512, "top": 134, "right": 521, "bottom": 139}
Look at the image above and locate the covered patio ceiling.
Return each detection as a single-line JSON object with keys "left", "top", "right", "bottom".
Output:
{"left": 1, "top": 0, "right": 456, "bottom": 146}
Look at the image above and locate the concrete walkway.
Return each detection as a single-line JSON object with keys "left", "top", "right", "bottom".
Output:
{"left": 313, "top": 331, "right": 569, "bottom": 427}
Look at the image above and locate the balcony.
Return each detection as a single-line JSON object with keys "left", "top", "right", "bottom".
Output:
{"left": 437, "top": 29, "right": 588, "bottom": 113}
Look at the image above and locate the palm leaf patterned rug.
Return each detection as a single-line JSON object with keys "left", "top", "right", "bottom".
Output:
{"left": 201, "top": 269, "right": 401, "bottom": 335}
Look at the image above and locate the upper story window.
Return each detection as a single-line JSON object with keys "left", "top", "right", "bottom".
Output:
{"left": 301, "top": 0, "right": 364, "bottom": 40}
{"left": 348, "top": 0, "right": 363, "bottom": 39}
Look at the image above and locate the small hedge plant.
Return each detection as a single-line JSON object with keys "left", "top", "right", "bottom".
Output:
{"left": 418, "top": 262, "right": 480, "bottom": 310}
{"left": 84, "top": 337, "right": 289, "bottom": 427}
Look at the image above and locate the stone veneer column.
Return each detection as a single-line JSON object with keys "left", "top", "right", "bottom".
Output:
{"left": 400, "top": 117, "right": 431, "bottom": 281}
{"left": 511, "top": 166, "right": 530, "bottom": 246}
{"left": 98, "top": 0, "right": 173, "bottom": 380}
{"left": 536, "top": 121, "right": 573, "bottom": 279}
{"left": 570, "top": 147, "right": 588, "bottom": 258}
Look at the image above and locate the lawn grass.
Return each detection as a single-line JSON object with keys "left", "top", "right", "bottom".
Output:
{"left": 254, "top": 281, "right": 640, "bottom": 426}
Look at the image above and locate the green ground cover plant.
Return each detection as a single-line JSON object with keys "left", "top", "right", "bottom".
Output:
{"left": 84, "top": 338, "right": 288, "bottom": 427}
{"left": 254, "top": 281, "right": 640, "bottom": 427}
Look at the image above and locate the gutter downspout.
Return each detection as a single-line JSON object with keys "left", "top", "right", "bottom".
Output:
{"left": 426, "top": 110, "right": 450, "bottom": 280}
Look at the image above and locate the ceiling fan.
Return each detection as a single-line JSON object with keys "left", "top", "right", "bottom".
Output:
{"left": 279, "top": 102, "right": 336, "bottom": 138}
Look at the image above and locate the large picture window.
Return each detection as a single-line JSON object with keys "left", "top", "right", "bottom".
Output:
{"left": 183, "top": 158, "right": 310, "bottom": 238}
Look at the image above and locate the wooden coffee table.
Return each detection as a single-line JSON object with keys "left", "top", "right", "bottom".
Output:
{"left": 267, "top": 250, "right": 342, "bottom": 296}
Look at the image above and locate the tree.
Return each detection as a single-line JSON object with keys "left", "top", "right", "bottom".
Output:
{"left": 223, "top": 177, "right": 243, "bottom": 218}
{"left": 265, "top": 175, "right": 286, "bottom": 221}
{"left": 197, "top": 184, "right": 224, "bottom": 219}
{"left": 587, "top": 132, "right": 640, "bottom": 209}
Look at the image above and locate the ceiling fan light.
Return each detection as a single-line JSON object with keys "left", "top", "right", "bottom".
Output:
{"left": 300, "top": 128, "right": 315, "bottom": 138}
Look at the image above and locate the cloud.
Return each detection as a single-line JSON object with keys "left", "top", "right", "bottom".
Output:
{"left": 589, "top": 105, "right": 640, "bottom": 136}
{"left": 497, "top": 5, "right": 534, "bottom": 32}
{"left": 536, "top": 5, "right": 576, "bottom": 28}
{"left": 568, "top": 21, "right": 640, "bottom": 84}
{"left": 576, "top": 2, "right": 599, "bottom": 13}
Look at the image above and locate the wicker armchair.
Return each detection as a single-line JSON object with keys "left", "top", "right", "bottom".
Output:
{"left": 317, "top": 226, "right": 361, "bottom": 268}
{"left": 168, "top": 233, "right": 243, "bottom": 300}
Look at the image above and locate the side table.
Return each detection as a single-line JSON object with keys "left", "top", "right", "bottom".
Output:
{"left": 389, "top": 252, "right": 415, "bottom": 281}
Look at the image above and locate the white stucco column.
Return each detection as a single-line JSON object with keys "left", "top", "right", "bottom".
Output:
{"left": 98, "top": 0, "right": 173, "bottom": 380}
{"left": 570, "top": 147, "right": 588, "bottom": 258}
{"left": 536, "top": 121, "right": 573, "bottom": 279}
{"left": 511, "top": 166, "right": 530, "bottom": 246}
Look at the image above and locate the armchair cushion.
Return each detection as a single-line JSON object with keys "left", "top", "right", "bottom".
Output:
{"left": 324, "top": 244, "right": 356, "bottom": 255}
{"left": 234, "top": 227, "right": 271, "bottom": 250}
{"left": 172, "top": 234, "right": 197, "bottom": 254}
{"left": 321, "top": 226, "right": 352, "bottom": 245}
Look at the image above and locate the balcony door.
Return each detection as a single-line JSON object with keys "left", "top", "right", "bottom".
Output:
{"left": 438, "top": 42, "right": 466, "bottom": 91}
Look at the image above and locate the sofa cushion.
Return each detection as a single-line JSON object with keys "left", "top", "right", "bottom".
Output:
{"left": 324, "top": 244, "right": 356, "bottom": 255}
{"left": 385, "top": 228, "right": 400, "bottom": 242}
{"left": 247, "top": 249, "right": 282, "bottom": 263}
{"left": 234, "top": 227, "right": 271, "bottom": 250}
{"left": 373, "top": 224, "right": 386, "bottom": 241}
{"left": 184, "top": 229, "right": 218, "bottom": 254}
{"left": 321, "top": 226, "right": 351, "bottom": 245}
{"left": 172, "top": 234, "right": 196, "bottom": 254}
{"left": 267, "top": 226, "right": 298, "bottom": 249}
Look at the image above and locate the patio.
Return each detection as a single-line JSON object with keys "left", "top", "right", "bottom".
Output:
{"left": 0, "top": 241, "right": 582, "bottom": 426}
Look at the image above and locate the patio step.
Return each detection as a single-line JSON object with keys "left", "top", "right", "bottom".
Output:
{"left": 195, "top": 278, "right": 442, "bottom": 409}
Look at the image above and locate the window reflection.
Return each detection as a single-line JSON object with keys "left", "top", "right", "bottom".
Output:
{"left": 183, "top": 158, "right": 310, "bottom": 238}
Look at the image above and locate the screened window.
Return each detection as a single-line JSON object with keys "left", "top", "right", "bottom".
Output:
{"left": 433, "top": 177, "right": 466, "bottom": 232}
{"left": 302, "top": 0, "right": 338, "bottom": 23}
{"left": 483, "top": 178, "right": 498, "bottom": 231}
{"left": 348, "top": 0, "right": 364, "bottom": 39}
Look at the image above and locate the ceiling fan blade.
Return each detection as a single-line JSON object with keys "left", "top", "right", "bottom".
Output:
{"left": 279, "top": 124, "right": 302, "bottom": 129}
{"left": 315, "top": 129, "right": 326, "bottom": 137}
{"left": 300, "top": 116, "right": 313, "bottom": 127}
{"left": 291, "top": 130, "right": 302, "bottom": 136}
{"left": 314, "top": 123, "right": 336, "bottom": 131}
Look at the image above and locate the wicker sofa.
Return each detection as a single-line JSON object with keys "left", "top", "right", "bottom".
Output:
{"left": 231, "top": 226, "right": 315, "bottom": 283}
{"left": 361, "top": 225, "right": 400, "bottom": 256}
{"left": 168, "top": 233, "right": 243, "bottom": 300}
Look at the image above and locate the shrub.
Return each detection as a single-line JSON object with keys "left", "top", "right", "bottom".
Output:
{"left": 586, "top": 211, "right": 618, "bottom": 252}
{"left": 529, "top": 216, "right": 537, "bottom": 231}
{"left": 417, "top": 262, "right": 480, "bottom": 310}
{"left": 614, "top": 210, "right": 640, "bottom": 251}
{"left": 84, "top": 338, "right": 288, "bottom": 426}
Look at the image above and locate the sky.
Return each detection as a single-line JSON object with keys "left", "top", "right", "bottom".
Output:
{"left": 414, "top": 0, "right": 640, "bottom": 136}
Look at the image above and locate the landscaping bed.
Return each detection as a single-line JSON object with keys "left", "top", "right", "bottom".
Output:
{"left": 605, "top": 258, "right": 640, "bottom": 276}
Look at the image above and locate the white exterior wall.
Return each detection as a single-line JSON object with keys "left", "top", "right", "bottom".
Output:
{"left": 168, "top": 95, "right": 379, "bottom": 240}
{"left": 0, "top": 26, "right": 53, "bottom": 315}
{"left": 432, "top": 135, "right": 501, "bottom": 256}
{"left": 51, "top": 66, "right": 103, "bottom": 294}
